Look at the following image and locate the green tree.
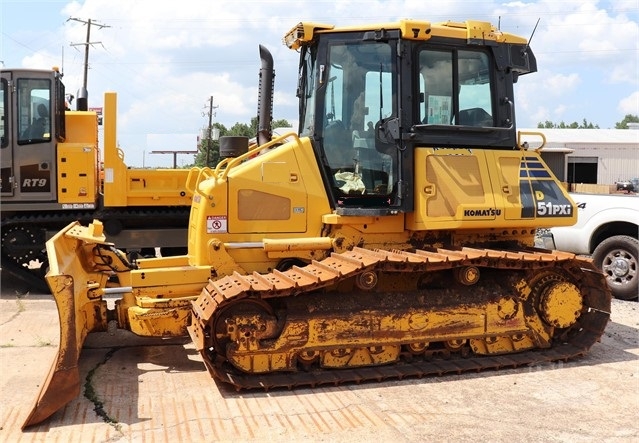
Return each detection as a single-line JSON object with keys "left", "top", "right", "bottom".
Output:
{"left": 536, "top": 119, "right": 599, "bottom": 129}
{"left": 192, "top": 122, "right": 227, "bottom": 167}
{"left": 228, "top": 122, "right": 252, "bottom": 137}
{"left": 190, "top": 118, "right": 293, "bottom": 167}
{"left": 248, "top": 117, "right": 292, "bottom": 135}
{"left": 272, "top": 118, "right": 293, "bottom": 130}
{"left": 615, "top": 114, "right": 639, "bottom": 129}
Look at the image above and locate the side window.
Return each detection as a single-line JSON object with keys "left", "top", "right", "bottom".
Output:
{"left": 419, "top": 50, "right": 453, "bottom": 124}
{"left": 298, "top": 46, "right": 317, "bottom": 137}
{"left": 418, "top": 49, "right": 493, "bottom": 127}
{"left": 17, "top": 78, "right": 51, "bottom": 144}
{"left": 457, "top": 51, "right": 493, "bottom": 126}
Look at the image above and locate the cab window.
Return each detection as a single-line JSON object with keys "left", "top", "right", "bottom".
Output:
{"left": 17, "top": 78, "right": 51, "bottom": 144}
{"left": 322, "top": 41, "right": 396, "bottom": 202}
{"left": 419, "top": 49, "right": 493, "bottom": 127}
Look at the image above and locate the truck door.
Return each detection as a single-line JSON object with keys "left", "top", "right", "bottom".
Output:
{"left": 1, "top": 70, "right": 57, "bottom": 203}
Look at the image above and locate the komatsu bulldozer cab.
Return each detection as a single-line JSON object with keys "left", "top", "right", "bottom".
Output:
{"left": 292, "top": 20, "right": 536, "bottom": 216}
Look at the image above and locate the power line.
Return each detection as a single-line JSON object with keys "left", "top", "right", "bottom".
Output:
{"left": 68, "top": 17, "right": 110, "bottom": 110}
{"left": 202, "top": 96, "right": 219, "bottom": 167}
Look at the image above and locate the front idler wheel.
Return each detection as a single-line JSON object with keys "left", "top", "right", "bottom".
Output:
{"left": 211, "top": 299, "right": 278, "bottom": 358}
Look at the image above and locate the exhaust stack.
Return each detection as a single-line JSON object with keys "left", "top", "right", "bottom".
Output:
{"left": 76, "top": 86, "right": 88, "bottom": 111}
{"left": 257, "top": 45, "right": 274, "bottom": 146}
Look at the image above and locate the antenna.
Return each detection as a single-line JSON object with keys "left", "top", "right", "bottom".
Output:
{"left": 523, "top": 18, "right": 541, "bottom": 54}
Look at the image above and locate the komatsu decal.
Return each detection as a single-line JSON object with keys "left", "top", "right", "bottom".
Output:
{"left": 536, "top": 201, "right": 571, "bottom": 216}
{"left": 531, "top": 182, "right": 573, "bottom": 218}
{"left": 463, "top": 208, "right": 501, "bottom": 217}
{"left": 518, "top": 156, "right": 573, "bottom": 219}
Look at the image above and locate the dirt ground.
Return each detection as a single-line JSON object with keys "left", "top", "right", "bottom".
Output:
{"left": 0, "top": 270, "right": 637, "bottom": 443}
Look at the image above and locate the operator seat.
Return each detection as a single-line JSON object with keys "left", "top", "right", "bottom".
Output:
{"left": 458, "top": 107, "right": 493, "bottom": 126}
{"left": 23, "top": 103, "right": 49, "bottom": 139}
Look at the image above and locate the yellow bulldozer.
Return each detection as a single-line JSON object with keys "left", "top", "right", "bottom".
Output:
{"left": 23, "top": 19, "right": 611, "bottom": 428}
{"left": 1, "top": 68, "right": 192, "bottom": 288}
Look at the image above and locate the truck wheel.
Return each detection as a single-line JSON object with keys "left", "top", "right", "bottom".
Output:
{"left": 592, "top": 235, "right": 638, "bottom": 300}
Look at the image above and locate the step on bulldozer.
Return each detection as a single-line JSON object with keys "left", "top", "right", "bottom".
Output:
{"left": 23, "top": 19, "right": 611, "bottom": 428}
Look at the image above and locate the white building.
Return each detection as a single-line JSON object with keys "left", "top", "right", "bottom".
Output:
{"left": 519, "top": 128, "right": 639, "bottom": 186}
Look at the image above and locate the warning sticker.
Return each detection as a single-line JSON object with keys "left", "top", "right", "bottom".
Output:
{"left": 206, "top": 215, "right": 227, "bottom": 234}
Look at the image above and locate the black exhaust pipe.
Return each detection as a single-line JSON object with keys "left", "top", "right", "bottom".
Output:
{"left": 76, "top": 86, "right": 88, "bottom": 111}
{"left": 257, "top": 45, "right": 274, "bottom": 146}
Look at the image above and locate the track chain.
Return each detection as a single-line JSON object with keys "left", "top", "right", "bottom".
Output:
{"left": 190, "top": 246, "right": 612, "bottom": 390}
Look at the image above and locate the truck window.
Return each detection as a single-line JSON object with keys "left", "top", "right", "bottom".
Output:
{"left": 17, "top": 78, "right": 51, "bottom": 144}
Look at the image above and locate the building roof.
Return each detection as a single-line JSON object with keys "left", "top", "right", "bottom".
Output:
{"left": 518, "top": 128, "right": 639, "bottom": 151}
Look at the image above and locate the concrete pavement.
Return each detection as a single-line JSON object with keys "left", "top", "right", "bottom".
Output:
{"left": 1, "top": 271, "right": 638, "bottom": 442}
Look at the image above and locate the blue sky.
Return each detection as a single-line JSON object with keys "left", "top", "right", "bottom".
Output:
{"left": 2, "top": 0, "right": 638, "bottom": 167}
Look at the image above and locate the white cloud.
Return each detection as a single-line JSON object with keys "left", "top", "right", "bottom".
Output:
{"left": 609, "top": 63, "right": 639, "bottom": 85}
{"left": 618, "top": 91, "right": 639, "bottom": 116}
{"left": 4, "top": 0, "right": 638, "bottom": 163}
{"left": 527, "top": 106, "right": 550, "bottom": 127}
{"left": 545, "top": 73, "right": 581, "bottom": 95}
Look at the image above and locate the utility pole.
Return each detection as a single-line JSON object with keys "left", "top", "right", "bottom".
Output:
{"left": 203, "top": 96, "right": 219, "bottom": 166}
{"left": 68, "top": 17, "right": 110, "bottom": 110}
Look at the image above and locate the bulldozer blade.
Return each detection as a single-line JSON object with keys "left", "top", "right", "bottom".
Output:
{"left": 22, "top": 222, "right": 109, "bottom": 429}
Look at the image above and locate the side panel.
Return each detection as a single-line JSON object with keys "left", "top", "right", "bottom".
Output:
{"left": 187, "top": 137, "right": 332, "bottom": 269}
{"left": 406, "top": 148, "right": 577, "bottom": 231}
{"left": 57, "top": 143, "right": 98, "bottom": 206}
{"left": 228, "top": 146, "right": 308, "bottom": 234}
{"left": 407, "top": 148, "right": 497, "bottom": 230}
{"left": 122, "top": 169, "right": 192, "bottom": 206}
{"left": 103, "top": 149, "right": 193, "bottom": 207}
{"left": 56, "top": 110, "right": 99, "bottom": 207}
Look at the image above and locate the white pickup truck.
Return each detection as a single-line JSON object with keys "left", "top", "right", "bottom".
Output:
{"left": 542, "top": 193, "right": 639, "bottom": 300}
